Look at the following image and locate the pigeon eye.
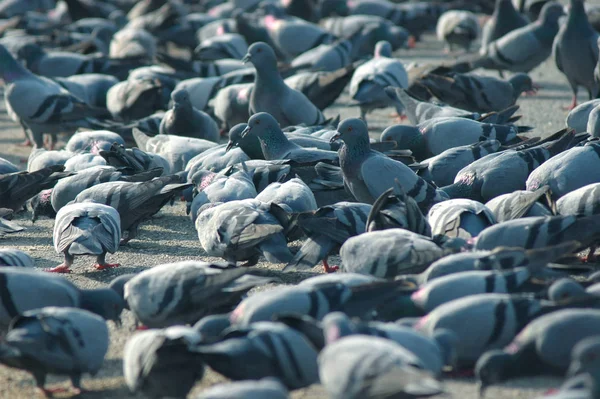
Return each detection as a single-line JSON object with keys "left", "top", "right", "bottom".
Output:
{"left": 348, "top": 127, "right": 352, "bottom": 132}
{"left": 257, "top": 48, "right": 262, "bottom": 53}
{"left": 256, "top": 120, "right": 260, "bottom": 125}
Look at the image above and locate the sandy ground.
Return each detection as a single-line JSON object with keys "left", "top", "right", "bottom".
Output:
{"left": 0, "top": 32, "right": 583, "bottom": 398}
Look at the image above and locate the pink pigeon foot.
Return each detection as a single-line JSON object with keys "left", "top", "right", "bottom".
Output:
{"left": 94, "top": 263, "right": 120, "bottom": 271}
{"left": 44, "top": 264, "right": 71, "bottom": 273}
{"left": 322, "top": 259, "right": 339, "bottom": 273}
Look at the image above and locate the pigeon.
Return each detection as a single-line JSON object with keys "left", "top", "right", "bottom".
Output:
{"left": 195, "top": 378, "right": 289, "bottom": 399}
{"left": 262, "top": 15, "right": 336, "bottom": 59}
{"left": 553, "top": 0, "right": 600, "bottom": 110}
{"left": 436, "top": 10, "right": 481, "bottom": 52}
{"left": 566, "top": 99, "right": 600, "bottom": 133}
{"left": 415, "top": 72, "right": 535, "bottom": 114}
{"left": 65, "top": 130, "right": 125, "bottom": 153}
{"left": 587, "top": 103, "right": 600, "bottom": 138}
{"left": 427, "top": 199, "right": 496, "bottom": 239}
{"left": 486, "top": 187, "right": 553, "bottom": 222}
{"left": 213, "top": 83, "right": 253, "bottom": 130}
{"left": 557, "top": 183, "right": 600, "bottom": 217}
{"left": 185, "top": 141, "right": 250, "bottom": 175}
{"left": 159, "top": 88, "right": 220, "bottom": 142}
{"left": 50, "top": 202, "right": 121, "bottom": 273}
{"left": 0, "top": 164, "right": 72, "bottom": 212}
{"left": 99, "top": 144, "right": 170, "bottom": 175}
{"left": 567, "top": 336, "right": 600, "bottom": 389}
{"left": 109, "top": 27, "right": 156, "bottom": 58}
{"left": 285, "top": 65, "right": 356, "bottom": 111}
{"left": 290, "top": 38, "right": 354, "bottom": 72}
{"left": 196, "top": 199, "right": 293, "bottom": 265}
{"left": 195, "top": 33, "right": 248, "bottom": 61}
{"left": 195, "top": 321, "right": 319, "bottom": 389}
{"left": 123, "top": 326, "right": 205, "bottom": 398}
{"left": 0, "top": 307, "right": 109, "bottom": 396}
{"left": 349, "top": 40, "right": 408, "bottom": 122}
{"left": 473, "top": 2, "right": 564, "bottom": 74}
{"left": 476, "top": 309, "right": 600, "bottom": 396}
{"left": 0, "top": 248, "right": 33, "bottom": 267}
{"left": 243, "top": 42, "right": 327, "bottom": 127}
{"left": 284, "top": 202, "right": 371, "bottom": 272}
{"left": 74, "top": 175, "right": 191, "bottom": 243}
{"left": 255, "top": 178, "right": 317, "bottom": 213}
{"left": 106, "top": 77, "right": 172, "bottom": 122}
{"left": 334, "top": 118, "right": 447, "bottom": 211}
{"left": 0, "top": 157, "right": 19, "bottom": 175}
{"left": 0, "top": 211, "right": 24, "bottom": 237}
{"left": 480, "top": 0, "right": 529, "bottom": 52}
{"left": 318, "top": 335, "right": 444, "bottom": 399}
{"left": 27, "top": 149, "right": 74, "bottom": 172}
{"left": 54, "top": 73, "right": 118, "bottom": 109}
{"left": 380, "top": 117, "right": 529, "bottom": 161}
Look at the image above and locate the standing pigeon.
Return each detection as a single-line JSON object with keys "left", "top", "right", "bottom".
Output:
{"left": 50, "top": 202, "right": 121, "bottom": 273}
{"left": 334, "top": 118, "right": 447, "bottom": 211}
{"left": 349, "top": 40, "right": 408, "bottom": 122}
{"left": 243, "top": 42, "right": 326, "bottom": 127}
{"left": 436, "top": 10, "right": 481, "bottom": 52}
{"left": 0, "top": 307, "right": 109, "bottom": 396}
{"left": 480, "top": 0, "right": 529, "bottom": 52}
{"left": 553, "top": 0, "right": 600, "bottom": 110}
{"left": 159, "top": 88, "right": 220, "bottom": 142}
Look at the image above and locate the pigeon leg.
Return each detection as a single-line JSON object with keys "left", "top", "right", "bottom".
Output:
{"left": 322, "top": 258, "right": 339, "bottom": 273}
{"left": 94, "top": 253, "right": 120, "bottom": 270}
{"left": 45, "top": 253, "right": 74, "bottom": 273}
{"left": 120, "top": 224, "right": 139, "bottom": 245}
{"left": 563, "top": 95, "right": 578, "bottom": 111}
{"left": 18, "top": 138, "right": 32, "bottom": 147}
{"left": 581, "top": 246, "right": 597, "bottom": 263}
{"left": 240, "top": 254, "right": 260, "bottom": 267}
{"left": 70, "top": 373, "right": 84, "bottom": 395}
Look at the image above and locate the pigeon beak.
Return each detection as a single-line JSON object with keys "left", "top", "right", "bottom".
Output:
{"left": 478, "top": 383, "right": 487, "bottom": 398}
{"left": 329, "top": 132, "right": 341, "bottom": 144}
{"left": 225, "top": 141, "right": 235, "bottom": 152}
{"left": 240, "top": 125, "right": 251, "bottom": 138}
{"left": 242, "top": 54, "right": 251, "bottom": 64}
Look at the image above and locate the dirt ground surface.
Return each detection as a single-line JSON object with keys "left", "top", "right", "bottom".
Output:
{"left": 0, "top": 32, "right": 582, "bottom": 398}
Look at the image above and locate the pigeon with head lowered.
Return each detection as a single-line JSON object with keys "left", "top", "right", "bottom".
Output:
{"left": 159, "top": 88, "right": 220, "bottom": 142}
{"left": 255, "top": 178, "right": 317, "bottom": 213}
{"left": 480, "top": 0, "right": 529, "bottom": 52}
{"left": 485, "top": 187, "right": 553, "bottom": 222}
{"left": 195, "top": 378, "right": 289, "bottom": 399}
{"left": 436, "top": 10, "right": 480, "bottom": 52}
{"left": 427, "top": 199, "right": 496, "bottom": 240}
{"left": 0, "top": 248, "right": 33, "bottom": 267}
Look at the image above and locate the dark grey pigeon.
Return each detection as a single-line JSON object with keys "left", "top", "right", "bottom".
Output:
{"left": 99, "top": 143, "right": 171, "bottom": 175}
{"left": 0, "top": 213, "right": 24, "bottom": 237}
{"left": 123, "top": 326, "right": 205, "bottom": 398}
{"left": 195, "top": 33, "right": 248, "bottom": 61}
{"left": 0, "top": 307, "right": 109, "bottom": 396}
{"left": 480, "top": 0, "right": 529, "bottom": 51}
{"left": 186, "top": 143, "right": 250, "bottom": 175}
{"left": 50, "top": 202, "right": 121, "bottom": 274}
{"left": 196, "top": 321, "right": 319, "bottom": 389}
{"left": 290, "top": 39, "right": 353, "bottom": 72}
{"left": 335, "top": 118, "right": 446, "bottom": 211}
{"left": 553, "top": 0, "right": 600, "bottom": 110}
{"left": 485, "top": 187, "right": 553, "bottom": 222}
{"left": 123, "top": 261, "right": 274, "bottom": 328}
{"left": 476, "top": 309, "right": 600, "bottom": 396}
{"left": 159, "top": 88, "right": 220, "bottom": 142}
{"left": 243, "top": 42, "right": 326, "bottom": 128}
{"left": 0, "top": 248, "right": 33, "bottom": 267}
{"left": 195, "top": 378, "right": 289, "bottom": 399}
{"left": 427, "top": 199, "right": 496, "bottom": 239}
{"left": 30, "top": 189, "right": 56, "bottom": 222}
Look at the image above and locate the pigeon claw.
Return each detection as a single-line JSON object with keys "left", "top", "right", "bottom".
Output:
{"left": 322, "top": 259, "right": 339, "bottom": 273}
{"left": 18, "top": 139, "right": 32, "bottom": 147}
{"left": 44, "top": 264, "right": 72, "bottom": 273}
{"left": 38, "top": 386, "right": 72, "bottom": 397}
{"left": 94, "top": 263, "right": 120, "bottom": 270}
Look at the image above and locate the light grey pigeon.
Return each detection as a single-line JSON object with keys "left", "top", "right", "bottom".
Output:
{"left": 213, "top": 83, "right": 253, "bottom": 130}
{"left": 54, "top": 73, "right": 118, "bottom": 108}
{"left": 65, "top": 130, "right": 125, "bottom": 154}
{"left": 105, "top": 77, "right": 171, "bottom": 122}
{"left": 27, "top": 149, "right": 75, "bottom": 172}
{"left": 0, "top": 248, "right": 33, "bottom": 267}
{"left": 334, "top": 118, "right": 446, "bottom": 211}
{"left": 255, "top": 178, "right": 317, "bottom": 213}
{"left": 587, "top": 103, "right": 600, "bottom": 138}
{"left": 0, "top": 307, "right": 109, "bottom": 396}
{"left": 243, "top": 42, "right": 326, "bottom": 127}
{"left": 110, "top": 27, "right": 156, "bottom": 58}
{"left": 485, "top": 186, "right": 553, "bottom": 222}
{"left": 262, "top": 15, "right": 336, "bottom": 59}
{"left": 380, "top": 117, "right": 529, "bottom": 161}
{"left": 50, "top": 202, "right": 121, "bottom": 274}
{"left": 473, "top": 2, "right": 564, "bottom": 74}
{"left": 123, "top": 326, "right": 205, "bottom": 398}
{"left": 349, "top": 40, "right": 408, "bottom": 122}
{"left": 290, "top": 39, "right": 353, "bottom": 72}
{"left": 284, "top": 201, "right": 372, "bottom": 272}
{"left": 566, "top": 336, "right": 600, "bottom": 388}
{"left": 0, "top": 157, "right": 19, "bottom": 174}
{"left": 64, "top": 153, "right": 107, "bottom": 172}
{"left": 566, "top": 98, "right": 600, "bottom": 133}
{"left": 241, "top": 113, "right": 338, "bottom": 164}
{"left": 196, "top": 199, "right": 294, "bottom": 265}
{"left": 25, "top": 188, "right": 54, "bottom": 222}
{"left": 480, "top": 0, "right": 529, "bottom": 52}
{"left": 159, "top": 88, "right": 220, "bottom": 142}
{"left": 427, "top": 199, "right": 496, "bottom": 239}
{"left": 185, "top": 141, "right": 250, "bottom": 174}
{"left": 196, "top": 321, "right": 319, "bottom": 389}
{"left": 0, "top": 212, "right": 24, "bottom": 237}
{"left": 553, "top": 0, "right": 599, "bottom": 110}
{"left": 557, "top": 183, "right": 600, "bottom": 218}
{"left": 318, "top": 335, "right": 444, "bottom": 399}
{"left": 195, "top": 378, "right": 289, "bottom": 399}
{"left": 436, "top": 10, "right": 481, "bottom": 52}
{"left": 476, "top": 309, "right": 600, "bottom": 396}
{"left": 195, "top": 33, "right": 248, "bottom": 60}
{"left": 173, "top": 77, "right": 224, "bottom": 112}
{"left": 0, "top": 44, "right": 112, "bottom": 148}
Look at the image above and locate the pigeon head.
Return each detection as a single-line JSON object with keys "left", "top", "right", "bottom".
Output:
{"left": 475, "top": 350, "right": 514, "bottom": 397}
{"left": 538, "top": 2, "right": 565, "bottom": 24}
{"left": 547, "top": 278, "right": 592, "bottom": 302}
{"left": 567, "top": 336, "right": 600, "bottom": 378}
{"left": 374, "top": 40, "right": 392, "bottom": 58}
{"left": 242, "top": 42, "right": 277, "bottom": 69}
{"left": 171, "top": 89, "right": 191, "bottom": 109}
{"left": 508, "top": 73, "right": 535, "bottom": 96}
{"left": 388, "top": 26, "right": 411, "bottom": 50}
{"left": 226, "top": 123, "right": 250, "bottom": 152}
{"left": 331, "top": 118, "right": 370, "bottom": 147}
{"left": 30, "top": 189, "right": 56, "bottom": 223}
{"left": 380, "top": 124, "right": 427, "bottom": 159}
{"left": 242, "top": 113, "right": 282, "bottom": 141}
{"left": 80, "top": 287, "right": 126, "bottom": 325}
{"left": 322, "top": 312, "right": 356, "bottom": 344}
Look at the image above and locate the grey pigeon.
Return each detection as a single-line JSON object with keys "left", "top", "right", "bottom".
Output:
{"left": 0, "top": 214, "right": 24, "bottom": 237}
{"left": 263, "top": 16, "right": 336, "bottom": 59}
{"left": 285, "top": 65, "right": 357, "bottom": 111}
{"left": 290, "top": 39, "right": 353, "bottom": 72}
{"left": 318, "top": 335, "right": 444, "bottom": 399}
{"left": 476, "top": 309, "right": 600, "bottom": 396}
{"left": 0, "top": 157, "right": 19, "bottom": 174}
{"left": 0, "top": 307, "right": 109, "bottom": 396}
{"left": 195, "top": 33, "right": 248, "bottom": 61}
{"left": 553, "top": 0, "right": 599, "bottom": 110}
{"left": 123, "top": 326, "right": 205, "bottom": 398}
{"left": 159, "top": 88, "right": 220, "bottom": 142}
{"left": 196, "top": 321, "right": 319, "bottom": 389}
{"left": 334, "top": 118, "right": 446, "bottom": 211}
{"left": 284, "top": 201, "right": 372, "bottom": 272}
{"left": 110, "top": 27, "right": 156, "bottom": 58}
{"left": 54, "top": 73, "right": 118, "bottom": 108}
{"left": 485, "top": 187, "right": 553, "bottom": 222}
{"left": 427, "top": 199, "right": 496, "bottom": 239}
{"left": 587, "top": 103, "right": 600, "bottom": 138}
{"left": 566, "top": 336, "right": 600, "bottom": 391}
{"left": 106, "top": 77, "right": 172, "bottom": 122}
{"left": 349, "top": 40, "right": 408, "bottom": 122}
{"left": 123, "top": 261, "right": 274, "bottom": 328}
{"left": 380, "top": 117, "right": 529, "bottom": 161}
{"left": 213, "top": 83, "right": 253, "bottom": 130}
{"left": 63, "top": 153, "right": 107, "bottom": 172}
{"left": 196, "top": 199, "right": 293, "bottom": 265}
{"left": 65, "top": 130, "right": 125, "bottom": 153}
{"left": 566, "top": 99, "right": 600, "bottom": 133}
{"left": 255, "top": 178, "right": 317, "bottom": 213}
{"left": 557, "top": 183, "right": 600, "bottom": 217}
{"left": 99, "top": 143, "right": 171, "bottom": 175}
{"left": 480, "top": 0, "right": 529, "bottom": 52}
{"left": 436, "top": 10, "right": 481, "bottom": 52}
{"left": 243, "top": 42, "right": 326, "bottom": 127}
{"left": 0, "top": 248, "right": 33, "bottom": 267}
{"left": 27, "top": 149, "right": 75, "bottom": 172}
{"left": 50, "top": 202, "right": 121, "bottom": 273}
{"left": 195, "top": 378, "right": 289, "bottom": 399}
{"left": 185, "top": 142, "right": 250, "bottom": 175}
